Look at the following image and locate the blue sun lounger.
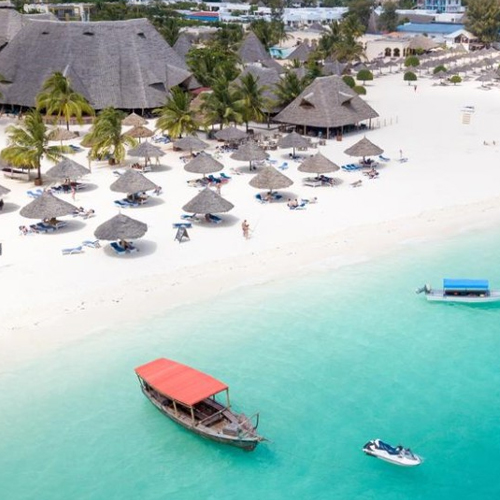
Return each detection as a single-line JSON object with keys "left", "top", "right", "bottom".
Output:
{"left": 341, "top": 164, "right": 360, "bottom": 172}
{"left": 27, "top": 189, "right": 43, "bottom": 198}
{"left": 207, "top": 214, "right": 222, "bottom": 224}
{"left": 379, "top": 155, "right": 390, "bottom": 162}
{"left": 114, "top": 199, "right": 139, "bottom": 208}
{"left": 82, "top": 240, "right": 101, "bottom": 249}
{"left": 62, "top": 246, "right": 84, "bottom": 255}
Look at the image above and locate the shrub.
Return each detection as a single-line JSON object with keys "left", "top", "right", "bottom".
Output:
{"left": 353, "top": 85, "right": 367, "bottom": 95}
{"left": 404, "top": 71, "right": 417, "bottom": 85}
{"left": 449, "top": 75, "right": 462, "bottom": 85}
{"left": 404, "top": 55, "right": 420, "bottom": 68}
{"left": 433, "top": 65, "right": 447, "bottom": 74}
{"left": 356, "top": 69, "right": 374, "bottom": 86}
{"left": 342, "top": 75, "right": 355, "bottom": 88}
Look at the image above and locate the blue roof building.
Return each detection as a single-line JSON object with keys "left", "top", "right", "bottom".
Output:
{"left": 397, "top": 22, "right": 464, "bottom": 37}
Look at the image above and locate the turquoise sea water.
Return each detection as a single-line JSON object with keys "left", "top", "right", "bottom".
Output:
{"left": 2, "top": 229, "right": 500, "bottom": 500}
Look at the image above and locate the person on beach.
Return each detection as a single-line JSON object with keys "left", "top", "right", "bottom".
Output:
{"left": 242, "top": 220, "right": 250, "bottom": 239}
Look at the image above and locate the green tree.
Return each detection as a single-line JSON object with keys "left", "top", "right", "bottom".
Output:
{"left": 187, "top": 47, "right": 239, "bottom": 87}
{"left": 465, "top": 0, "right": 500, "bottom": 45}
{"left": 449, "top": 75, "right": 462, "bottom": 86}
{"left": 36, "top": 72, "right": 94, "bottom": 131}
{"left": 201, "top": 76, "right": 243, "bottom": 129}
{"left": 250, "top": 18, "right": 287, "bottom": 50}
{"left": 1, "top": 110, "right": 69, "bottom": 182}
{"left": 433, "top": 65, "right": 447, "bottom": 74}
{"left": 87, "top": 107, "right": 137, "bottom": 164}
{"left": 154, "top": 86, "right": 199, "bottom": 138}
{"left": 403, "top": 71, "right": 417, "bottom": 85}
{"left": 234, "top": 73, "right": 268, "bottom": 131}
{"left": 273, "top": 71, "right": 307, "bottom": 109}
{"left": 356, "top": 69, "right": 373, "bottom": 85}
{"left": 213, "top": 24, "right": 244, "bottom": 51}
{"left": 342, "top": 75, "right": 356, "bottom": 88}
{"left": 404, "top": 55, "right": 420, "bottom": 68}
{"left": 158, "top": 17, "right": 180, "bottom": 46}
{"left": 378, "top": 1, "right": 399, "bottom": 32}
{"left": 345, "top": 0, "right": 374, "bottom": 30}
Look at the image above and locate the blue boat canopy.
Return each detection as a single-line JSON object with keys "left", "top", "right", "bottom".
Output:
{"left": 443, "top": 279, "right": 489, "bottom": 291}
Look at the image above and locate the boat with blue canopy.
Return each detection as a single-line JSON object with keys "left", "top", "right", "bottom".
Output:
{"left": 416, "top": 279, "right": 500, "bottom": 303}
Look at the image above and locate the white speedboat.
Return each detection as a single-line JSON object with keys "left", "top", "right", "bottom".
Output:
{"left": 363, "top": 439, "right": 422, "bottom": 467}
{"left": 416, "top": 279, "right": 500, "bottom": 304}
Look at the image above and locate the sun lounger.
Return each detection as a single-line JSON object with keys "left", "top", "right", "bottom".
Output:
{"left": 114, "top": 199, "right": 139, "bottom": 208}
{"left": 82, "top": 240, "right": 101, "bottom": 249}
{"left": 27, "top": 189, "right": 43, "bottom": 198}
{"left": 206, "top": 214, "right": 222, "bottom": 224}
{"left": 378, "top": 155, "right": 390, "bottom": 162}
{"left": 289, "top": 202, "right": 307, "bottom": 210}
{"left": 351, "top": 180, "right": 363, "bottom": 188}
{"left": 69, "top": 145, "right": 83, "bottom": 153}
{"left": 181, "top": 213, "right": 199, "bottom": 221}
{"left": 31, "top": 223, "right": 55, "bottom": 233}
{"left": 341, "top": 164, "right": 360, "bottom": 172}
{"left": 62, "top": 246, "right": 84, "bottom": 255}
{"left": 110, "top": 241, "right": 138, "bottom": 254}
{"left": 220, "top": 172, "right": 231, "bottom": 180}
{"left": 303, "top": 177, "right": 322, "bottom": 188}
{"left": 399, "top": 157, "right": 409, "bottom": 163}
{"left": 278, "top": 162, "right": 289, "bottom": 171}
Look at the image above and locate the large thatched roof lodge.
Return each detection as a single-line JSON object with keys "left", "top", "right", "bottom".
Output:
{"left": 275, "top": 75, "right": 379, "bottom": 137}
{"left": 0, "top": 17, "right": 198, "bottom": 110}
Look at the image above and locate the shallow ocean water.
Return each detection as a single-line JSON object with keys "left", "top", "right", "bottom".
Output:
{"left": 1, "top": 228, "right": 500, "bottom": 499}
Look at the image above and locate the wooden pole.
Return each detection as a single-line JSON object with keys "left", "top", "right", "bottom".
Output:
{"left": 173, "top": 400, "right": 178, "bottom": 416}
{"left": 226, "top": 389, "right": 230, "bottom": 409}
{"left": 190, "top": 407, "right": 195, "bottom": 424}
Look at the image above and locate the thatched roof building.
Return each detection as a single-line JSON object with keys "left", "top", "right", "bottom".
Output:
{"left": 274, "top": 76, "right": 379, "bottom": 133}
{"left": 238, "top": 31, "right": 284, "bottom": 73}
{"left": 287, "top": 42, "right": 312, "bottom": 63}
{"left": 0, "top": 18, "right": 197, "bottom": 110}
{"left": 173, "top": 32, "right": 193, "bottom": 60}
{"left": 234, "top": 65, "right": 281, "bottom": 109}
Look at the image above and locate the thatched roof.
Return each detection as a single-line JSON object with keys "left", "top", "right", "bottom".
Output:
{"left": 274, "top": 76, "right": 379, "bottom": 129}
{"left": 231, "top": 142, "right": 268, "bottom": 162}
{"left": 184, "top": 152, "right": 223, "bottom": 174}
{"left": 45, "top": 157, "right": 90, "bottom": 180}
{"left": 126, "top": 125, "right": 154, "bottom": 139}
{"left": 110, "top": 169, "right": 157, "bottom": 194}
{"left": 20, "top": 191, "right": 77, "bottom": 219}
{"left": 182, "top": 187, "right": 234, "bottom": 214}
{"left": 0, "top": 184, "right": 11, "bottom": 196}
{"left": 239, "top": 31, "right": 269, "bottom": 64}
{"left": 298, "top": 153, "right": 339, "bottom": 174}
{"left": 408, "top": 35, "right": 438, "bottom": 51}
{"left": 173, "top": 136, "right": 208, "bottom": 152}
{"left": 323, "top": 59, "right": 346, "bottom": 77}
{"left": 249, "top": 166, "right": 293, "bottom": 190}
{"left": 94, "top": 213, "right": 147, "bottom": 240}
{"left": 128, "top": 141, "right": 165, "bottom": 158}
{"left": 278, "top": 131, "right": 310, "bottom": 150}
{"left": 287, "top": 42, "right": 312, "bottom": 62}
{"left": 0, "top": 6, "right": 24, "bottom": 46}
{"left": 122, "top": 112, "right": 147, "bottom": 127}
{"left": 234, "top": 65, "right": 281, "bottom": 106}
{"left": 48, "top": 128, "right": 78, "bottom": 142}
{"left": 0, "top": 19, "right": 196, "bottom": 110}
{"left": 214, "top": 126, "right": 247, "bottom": 142}
{"left": 173, "top": 32, "right": 193, "bottom": 60}
{"left": 344, "top": 137, "right": 383, "bottom": 157}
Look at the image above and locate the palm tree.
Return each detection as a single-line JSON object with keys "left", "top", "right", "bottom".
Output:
{"left": 201, "top": 76, "right": 243, "bottom": 130}
{"left": 36, "top": 72, "right": 94, "bottom": 131}
{"left": 87, "top": 107, "right": 137, "bottom": 164}
{"left": 154, "top": 87, "right": 199, "bottom": 139}
{"left": 274, "top": 71, "right": 307, "bottom": 109}
{"left": 1, "top": 110, "right": 69, "bottom": 182}
{"left": 234, "top": 73, "right": 268, "bottom": 132}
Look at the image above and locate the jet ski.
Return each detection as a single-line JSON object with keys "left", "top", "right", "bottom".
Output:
{"left": 362, "top": 439, "right": 422, "bottom": 467}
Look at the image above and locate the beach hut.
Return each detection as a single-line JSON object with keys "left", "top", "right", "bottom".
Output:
{"left": 249, "top": 166, "right": 293, "bottom": 195}
{"left": 184, "top": 152, "right": 223, "bottom": 175}
{"left": 274, "top": 76, "right": 379, "bottom": 139}
{"left": 173, "top": 136, "right": 208, "bottom": 153}
{"left": 122, "top": 112, "right": 147, "bottom": 127}
{"left": 278, "top": 132, "right": 310, "bottom": 157}
{"left": 231, "top": 142, "right": 268, "bottom": 171}
{"left": 344, "top": 137, "right": 383, "bottom": 162}
{"left": 214, "top": 126, "right": 247, "bottom": 142}
{"left": 128, "top": 142, "right": 165, "bottom": 169}
{"left": 94, "top": 213, "right": 147, "bottom": 254}
{"left": 182, "top": 187, "right": 234, "bottom": 223}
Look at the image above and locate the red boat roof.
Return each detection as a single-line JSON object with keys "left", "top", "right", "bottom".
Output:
{"left": 134, "top": 358, "right": 228, "bottom": 407}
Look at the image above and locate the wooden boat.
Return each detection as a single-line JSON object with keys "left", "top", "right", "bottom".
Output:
{"left": 135, "top": 358, "right": 264, "bottom": 451}
{"left": 416, "top": 279, "right": 500, "bottom": 303}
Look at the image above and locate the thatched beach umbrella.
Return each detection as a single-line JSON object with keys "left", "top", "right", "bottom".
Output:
{"left": 278, "top": 131, "right": 310, "bottom": 157}
{"left": 215, "top": 126, "right": 247, "bottom": 142}
{"left": 20, "top": 191, "right": 77, "bottom": 219}
{"left": 183, "top": 187, "right": 234, "bottom": 214}
{"left": 298, "top": 152, "right": 340, "bottom": 175}
{"left": 46, "top": 157, "right": 90, "bottom": 180}
{"left": 173, "top": 136, "right": 208, "bottom": 152}
{"left": 122, "top": 112, "right": 147, "bottom": 127}
{"left": 48, "top": 128, "right": 79, "bottom": 142}
{"left": 110, "top": 169, "right": 157, "bottom": 194}
{"left": 231, "top": 142, "right": 268, "bottom": 170}
{"left": 128, "top": 142, "right": 165, "bottom": 168}
{"left": 249, "top": 166, "right": 293, "bottom": 192}
{"left": 184, "top": 152, "right": 223, "bottom": 175}
{"left": 94, "top": 213, "right": 147, "bottom": 240}
{"left": 0, "top": 184, "right": 11, "bottom": 196}
{"left": 80, "top": 133, "right": 97, "bottom": 148}
{"left": 126, "top": 125, "right": 154, "bottom": 140}
{"left": 344, "top": 137, "right": 383, "bottom": 160}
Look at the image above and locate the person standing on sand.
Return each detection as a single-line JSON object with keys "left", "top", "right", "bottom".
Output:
{"left": 242, "top": 219, "right": 250, "bottom": 239}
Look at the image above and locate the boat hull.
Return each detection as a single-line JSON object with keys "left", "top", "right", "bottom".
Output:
{"left": 141, "top": 387, "right": 260, "bottom": 451}
{"left": 426, "top": 290, "right": 500, "bottom": 303}
{"left": 364, "top": 449, "right": 422, "bottom": 467}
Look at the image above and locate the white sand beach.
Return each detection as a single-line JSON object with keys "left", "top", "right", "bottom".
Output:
{"left": 2, "top": 70, "right": 500, "bottom": 368}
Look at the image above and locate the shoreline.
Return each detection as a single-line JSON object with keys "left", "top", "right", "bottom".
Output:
{"left": 2, "top": 194, "right": 500, "bottom": 371}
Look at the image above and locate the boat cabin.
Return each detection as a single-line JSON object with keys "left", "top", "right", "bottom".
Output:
{"left": 443, "top": 279, "right": 490, "bottom": 297}
{"left": 135, "top": 358, "right": 231, "bottom": 425}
